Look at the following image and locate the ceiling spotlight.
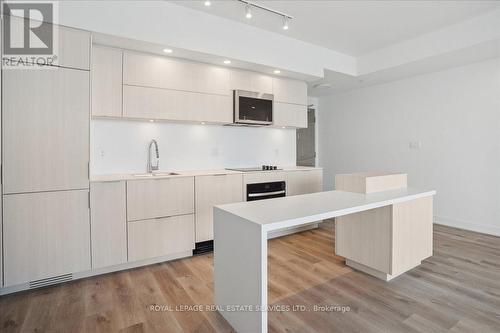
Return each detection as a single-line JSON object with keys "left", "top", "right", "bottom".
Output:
{"left": 245, "top": 5, "right": 252, "bottom": 19}
{"left": 163, "top": 48, "right": 173, "bottom": 54}
{"left": 223, "top": 59, "right": 231, "bottom": 64}
{"left": 149, "top": 119, "right": 155, "bottom": 122}
{"left": 273, "top": 70, "right": 281, "bottom": 74}
{"left": 204, "top": 1, "right": 211, "bottom": 6}
{"left": 282, "top": 16, "right": 289, "bottom": 30}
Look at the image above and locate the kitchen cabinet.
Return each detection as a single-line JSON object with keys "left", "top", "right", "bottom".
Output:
{"left": 123, "top": 85, "right": 232, "bottom": 123}
{"left": 126, "top": 177, "right": 195, "bottom": 221}
{"left": 272, "top": 77, "right": 308, "bottom": 105}
{"left": 286, "top": 170, "right": 323, "bottom": 196}
{"left": 195, "top": 174, "right": 243, "bottom": 242}
{"left": 273, "top": 102, "right": 307, "bottom": 128}
{"left": 2, "top": 67, "right": 90, "bottom": 194}
{"left": 123, "top": 51, "right": 230, "bottom": 96}
{"left": 128, "top": 214, "right": 195, "bottom": 262}
{"left": 90, "top": 181, "right": 127, "bottom": 269}
{"left": 7, "top": 16, "right": 90, "bottom": 70}
{"left": 91, "top": 45, "right": 123, "bottom": 117}
{"left": 229, "top": 70, "right": 273, "bottom": 94}
{"left": 3, "top": 190, "right": 91, "bottom": 286}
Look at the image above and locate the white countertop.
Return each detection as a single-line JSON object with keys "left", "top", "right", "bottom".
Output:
{"left": 90, "top": 166, "right": 322, "bottom": 182}
{"left": 216, "top": 187, "right": 436, "bottom": 232}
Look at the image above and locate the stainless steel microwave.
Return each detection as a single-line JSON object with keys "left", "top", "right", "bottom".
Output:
{"left": 233, "top": 90, "right": 273, "bottom": 126}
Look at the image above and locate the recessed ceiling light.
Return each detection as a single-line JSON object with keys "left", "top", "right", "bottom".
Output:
{"left": 223, "top": 59, "right": 231, "bottom": 64}
{"left": 149, "top": 119, "right": 155, "bottom": 122}
{"left": 204, "top": 1, "right": 211, "bottom": 6}
{"left": 282, "top": 126, "right": 286, "bottom": 129}
{"left": 163, "top": 48, "right": 173, "bottom": 54}
{"left": 201, "top": 122, "right": 206, "bottom": 125}
{"left": 273, "top": 70, "right": 281, "bottom": 74}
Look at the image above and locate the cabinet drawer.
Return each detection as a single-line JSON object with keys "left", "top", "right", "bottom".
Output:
{"left": 128, "top": 214, "right": 195, "bottom": 262}
{"left": 126, "top": 177, "right": 194, "bottom": 221}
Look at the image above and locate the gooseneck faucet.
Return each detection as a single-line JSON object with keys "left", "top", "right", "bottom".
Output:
{"left": 147, "top": 139, "right": 160, "bottom": 173}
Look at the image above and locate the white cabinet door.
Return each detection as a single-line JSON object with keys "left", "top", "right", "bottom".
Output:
{"left": 286, "top": 170, "right": 323, "bottom": 196}
{"left": 3, "top": 190, "right": 91, "bottom": 286}
{"left": 128, "top": 214, "right": 195, "bottom": 262}
{"left": 123, "top": 85, "right": 232, "bottom": 123}
{"left": 91, "top": 45, "right": 122, "bottom": 117}
{"left": 2, "top": 67, "right": 90, "bottom": 194}
{"left": 195, "top": 174, "right": 243, "bottom": 242}
{"left": 127, "top": 177, "right": 195, "bottom": 221}
{"left": 272, "top": 77, "right": 307, "bottom": 105}
{"left": 274, "top": 102, "right": 307, "bottom": 128}
{"left": 56, "top": 25, "right": 91, "bottom": 70}
{"left": 123, "top": 51, "right": 230, "bottom": 96}
{"left": 229, "top": 70, "right": 273, "bottom": 94}
{"left": 90, "top": 181, "right": 127, "bottom": 269}
{"left": 7, "top": 16, "right": 90, "bottom": 70}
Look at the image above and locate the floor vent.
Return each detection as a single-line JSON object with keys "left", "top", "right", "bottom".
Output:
{"left": 193, "top": 240, "right": 213, "bottom": 255}
{"left": 29, "top": 273, "right": 73, "bottom": 289}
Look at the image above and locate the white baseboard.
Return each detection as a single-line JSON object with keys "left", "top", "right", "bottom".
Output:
{"left": 434, "top": 216, "right": 500, "bottom": 237}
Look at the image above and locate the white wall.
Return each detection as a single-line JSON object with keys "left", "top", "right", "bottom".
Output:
{"left": 58, "top": 1, "right": 355, "bottom": 77}
{"left": 91, "top": 119, "right": 296, "bottom": 175}
{"left": 318, "top": 58, "right": 500, "bottom": 235}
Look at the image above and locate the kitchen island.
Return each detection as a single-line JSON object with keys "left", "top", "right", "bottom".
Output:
{"left": 214, "top": 173, "right": 435, "bottom": 333}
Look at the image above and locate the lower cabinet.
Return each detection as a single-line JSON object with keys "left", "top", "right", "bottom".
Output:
{"left": 128, "top": 214, "right": 195, "bottom": 262}
{"left": 90, "top": 181, "right": 127, "bottom": 269}
{"left": 286, "top": 170, "right": 323, "bottom": 196}
{"left": 3, "top": 190, "right": 91, "bottom": 286}
{"left": 195, "top": 174, "right": 243, "bottom": 242}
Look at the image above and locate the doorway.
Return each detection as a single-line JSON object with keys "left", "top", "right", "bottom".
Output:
{"left": 296, "top": 108, "right": 316, "bottom": 166}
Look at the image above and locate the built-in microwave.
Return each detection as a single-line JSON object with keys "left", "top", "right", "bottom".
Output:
{"left": 233, "top": 90, "right": 273, "bottom": 126}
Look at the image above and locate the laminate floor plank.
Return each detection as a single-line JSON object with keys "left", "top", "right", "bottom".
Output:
{"left": 1, "top": 225, "right": 499, "bottom": 333}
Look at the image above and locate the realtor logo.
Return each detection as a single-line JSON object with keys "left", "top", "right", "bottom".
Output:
{"left": 2, "top": 1, "right": 59, "bottom": 68}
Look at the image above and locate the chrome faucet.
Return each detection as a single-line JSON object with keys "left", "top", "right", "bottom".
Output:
{"left": 147, "top": 139, "right": 160, "bottom": 173}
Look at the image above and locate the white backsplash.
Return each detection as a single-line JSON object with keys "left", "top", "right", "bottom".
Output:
{"left": 90, "top": 119, "right": 296, "bottom": 175}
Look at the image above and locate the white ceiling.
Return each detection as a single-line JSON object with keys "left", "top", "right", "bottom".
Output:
{"left": 173, "top": 0, "right": 500, "bottom": 56}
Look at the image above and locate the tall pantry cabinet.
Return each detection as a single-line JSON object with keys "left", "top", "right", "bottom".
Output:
{"left": 1, "top": 21, "right": 91, "bottom": 287}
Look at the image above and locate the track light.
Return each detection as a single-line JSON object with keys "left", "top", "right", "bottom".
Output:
{"left": 282, "top": 16, "right": 289, "bottom": 30}
{"left": 245, "top": 5, "right": 252, "bottom": 19}
{"left": 204, "top": 1, "right": 211, "bottom": 6}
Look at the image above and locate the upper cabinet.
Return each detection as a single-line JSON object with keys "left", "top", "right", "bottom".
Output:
{"left": 272, "top": 77, "right": 308, "bottom": 105}
{"left": 123, "top": 52, "right": 230, "bottom": 96}
{"left": 6, "top": 16, "right": 90, "bottom": 70}
{"left": 91, "top": 45, "right": 123, "bottom": 117}
{"left": 229, "top": 70, "right": 273, "bottom": 94}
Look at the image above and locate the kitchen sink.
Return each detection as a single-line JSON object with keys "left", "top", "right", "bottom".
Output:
{"left": 132, "top": 172, "right": 180, "bottom": 177}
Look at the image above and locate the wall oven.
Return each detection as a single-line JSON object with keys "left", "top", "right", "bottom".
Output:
{"left": 247, "top": 181, "right": 286, "bottom": 201}
{"left": 233, "top": 90, "right": 273, "bottom": 126}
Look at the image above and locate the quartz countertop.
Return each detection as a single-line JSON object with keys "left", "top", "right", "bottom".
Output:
{"left": 90, "top": 166, "right": 322, "bottom": 182}
{"left": 215, "top": 187, "right": 436, "bottom": 232}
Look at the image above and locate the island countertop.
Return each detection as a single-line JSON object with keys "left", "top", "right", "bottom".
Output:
{"left": 215, "top": 187, "right": 436, "bottom": 231}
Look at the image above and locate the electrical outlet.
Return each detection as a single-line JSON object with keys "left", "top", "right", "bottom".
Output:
{"left": 409, "top": 141, "right": 422, "bottom": 150}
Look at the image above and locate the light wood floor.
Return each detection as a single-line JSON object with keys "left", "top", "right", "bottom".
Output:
{"left": 1, "top": 224, "right": 500, "bottom": 332}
